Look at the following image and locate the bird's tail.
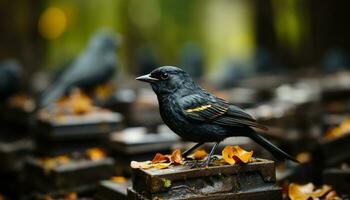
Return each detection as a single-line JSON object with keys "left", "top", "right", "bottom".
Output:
{"left": 249, "top": 131, "right": 299, "bottom": 163}
{"left": 40, "top": 84, "right": 66, "bottom": 108}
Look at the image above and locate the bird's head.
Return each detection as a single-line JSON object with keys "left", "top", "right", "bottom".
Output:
{"left": 136, "top": 66, "right": 197, "bottom": 95}
{"left": 88, "top": 31, "right": 119, "bottom": 52}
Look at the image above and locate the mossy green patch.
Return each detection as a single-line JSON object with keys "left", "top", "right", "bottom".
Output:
{"left": 162, "top": 178, "right": 172, "bottom": 188}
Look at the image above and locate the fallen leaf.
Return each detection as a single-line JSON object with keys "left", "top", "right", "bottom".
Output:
{"left": 170, "top": 149, "right": 183, "bottom": 164}
{"left": 188, "top": 149, "right": 208, "bottom": 160}
{"left": 153, "top": 163, "right": 172, "bottom": 169}
{"left": 288, "top": 183, "right": 315, "bottom": 200}
{"left": 64, "top": 192, "right": 77, "bottom": 200}
{"left": 152, "top": 153, "right": 170, "bottom": 164}
{"left": 296, "top": 152, "right": 311, "bottom": 163}
{"left": 95, "top": 84, "right": 113, "bottom": 100}
{"left": 222, "top": 146, "right": 253, "bottom": 165}
{"left": 111, "top": 176, "right": 128, "bottom": 183}
{"left": 288, "top": 183, "right": 341, "bottom": 200}
{"left": 43, "top": 194, "right": 54, "bottom": 200}
{"left": 130, "top": 160, "right": 171, "bottom": 169}
{"left": 130, "top": 161, "right": 152, "bottom": 169}
{"left": 86, "top": 148, "right": 106, "bottom": 161}
{"left": 325, "top": 190, "right": 340, "bottom": 200}
{"left": 311, "top": 185, "right": 332, "bottom": 198}
{"left": 70, "top": 89, "right": 93, "bottom": 115}
{"left": 325, "top": 117, "right": 350, "bottom": 139}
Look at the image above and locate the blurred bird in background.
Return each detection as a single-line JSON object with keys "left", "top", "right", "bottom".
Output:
{"left": 180, "top": 42, "right": 204, "bottom": 80}
{"left": 136, "top": 45, "right": 159, "bottom": 76}
{"left": 216, "top": 59, "right": 246, "bottom": 89}
{"left": 0, "top": 59, "right": 22, "bottom": 103}
{"left": 40, "top": 31, "right": 118, "bottom": 107}
{"left": 137, "top": 66, "right": 298, "bottom": 166}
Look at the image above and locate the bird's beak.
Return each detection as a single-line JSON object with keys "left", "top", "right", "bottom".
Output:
{"left": 136, "top": 74, "right": 159, "bottom": 83}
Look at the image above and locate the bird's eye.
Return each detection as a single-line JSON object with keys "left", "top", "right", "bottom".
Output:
{"left": 161, "top": 73, "right": 169, "bottom": 80}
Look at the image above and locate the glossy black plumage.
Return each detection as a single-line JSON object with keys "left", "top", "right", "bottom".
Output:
{"left": 136, "top": 66, "right": 298, "bottom": 165}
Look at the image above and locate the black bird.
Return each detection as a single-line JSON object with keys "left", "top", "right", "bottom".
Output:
{"left": 40, "top": 31, "right": 118, "bottom": 107}
{"left": 136, "top": 66, "right": 297, "bottom": 166}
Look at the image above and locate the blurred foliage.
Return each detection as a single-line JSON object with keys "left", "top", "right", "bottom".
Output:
{"left": 40, "top": 0, "right": 256, "bottom": 76}
{"left": 2, "top": 0, "right": 350, "bottom": 78}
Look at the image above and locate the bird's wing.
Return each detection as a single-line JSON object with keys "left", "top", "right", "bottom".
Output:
{"left": 180, "top": 94, "right": 267, "bottom": 130}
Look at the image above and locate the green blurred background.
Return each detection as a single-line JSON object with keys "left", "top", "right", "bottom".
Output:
{"left": 0, "top": 0, "right": 349, "bottom": 81}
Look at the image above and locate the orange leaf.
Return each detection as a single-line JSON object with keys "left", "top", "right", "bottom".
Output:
{"left": 111, "top": 176, "right": 128, "bottom": 183}
{"left": 64, "top": 192, "right": 78, "bottom": 200}
{"left": 325, "top": 117, "right": 350, "bottom": 139}
{"left": 311, "top": 185, "right": 332, "bottom": 198}
{"left": 86, "top": 148, "right": 106, "bottom": 161}
{"left": 188, "top": 149, "right": 208, "bottom": 160}
{"left": 152, "top": 153, "right": 170, "bottom": 164}
{"left": 325, "top": 190, "right": 340, "bottom": 200}
{"left": 71, "top": 90, "right": 93, "bottom": 114}
{"left": 222, "top": 146, "right": 253, "bottom": 165}
{"left": 288, "top": 183, "right": 315, "bottom": 200}
{"left": 170, "top": 149, "right": 183, "bottom": 164}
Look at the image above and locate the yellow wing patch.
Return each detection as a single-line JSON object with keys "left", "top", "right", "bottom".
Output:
{"left": 185, "top": 105, "right": 212, "bottom": 113}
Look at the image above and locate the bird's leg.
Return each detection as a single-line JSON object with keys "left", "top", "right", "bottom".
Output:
{"left": 201, "top": 142, "right": 219, "bottom": 167}
{"left": 182, "top": 142, "right": 204, "bottom": 158}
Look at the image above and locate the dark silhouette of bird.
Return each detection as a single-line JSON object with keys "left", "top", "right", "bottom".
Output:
{"left": 136, "top": 66, "right": 297, "bottom": 166}
{"left": 40, "top": 31, "right": 118, "bottom": 107}
{"left": 0, "top": 59, "right": 22, "bottom": 102}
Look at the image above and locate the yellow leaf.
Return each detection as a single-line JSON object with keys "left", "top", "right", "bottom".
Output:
{"left": 152, "top": 163, "right": 171, "bottom": 169}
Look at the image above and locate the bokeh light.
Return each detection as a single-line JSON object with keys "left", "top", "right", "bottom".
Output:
{"left": 38, "top": 7, "right": 67, "bottom": 39}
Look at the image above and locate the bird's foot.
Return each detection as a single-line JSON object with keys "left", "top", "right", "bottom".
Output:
{"left": 200, "top": 156, "right": 219, "bottom": 167}
{"left": 187, "top": 156, "right": 219, "bottom": 168}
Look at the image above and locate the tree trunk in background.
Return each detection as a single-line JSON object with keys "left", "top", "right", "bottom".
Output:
{"left": 0, "top": 0, "right": 44, "bottom": 90}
